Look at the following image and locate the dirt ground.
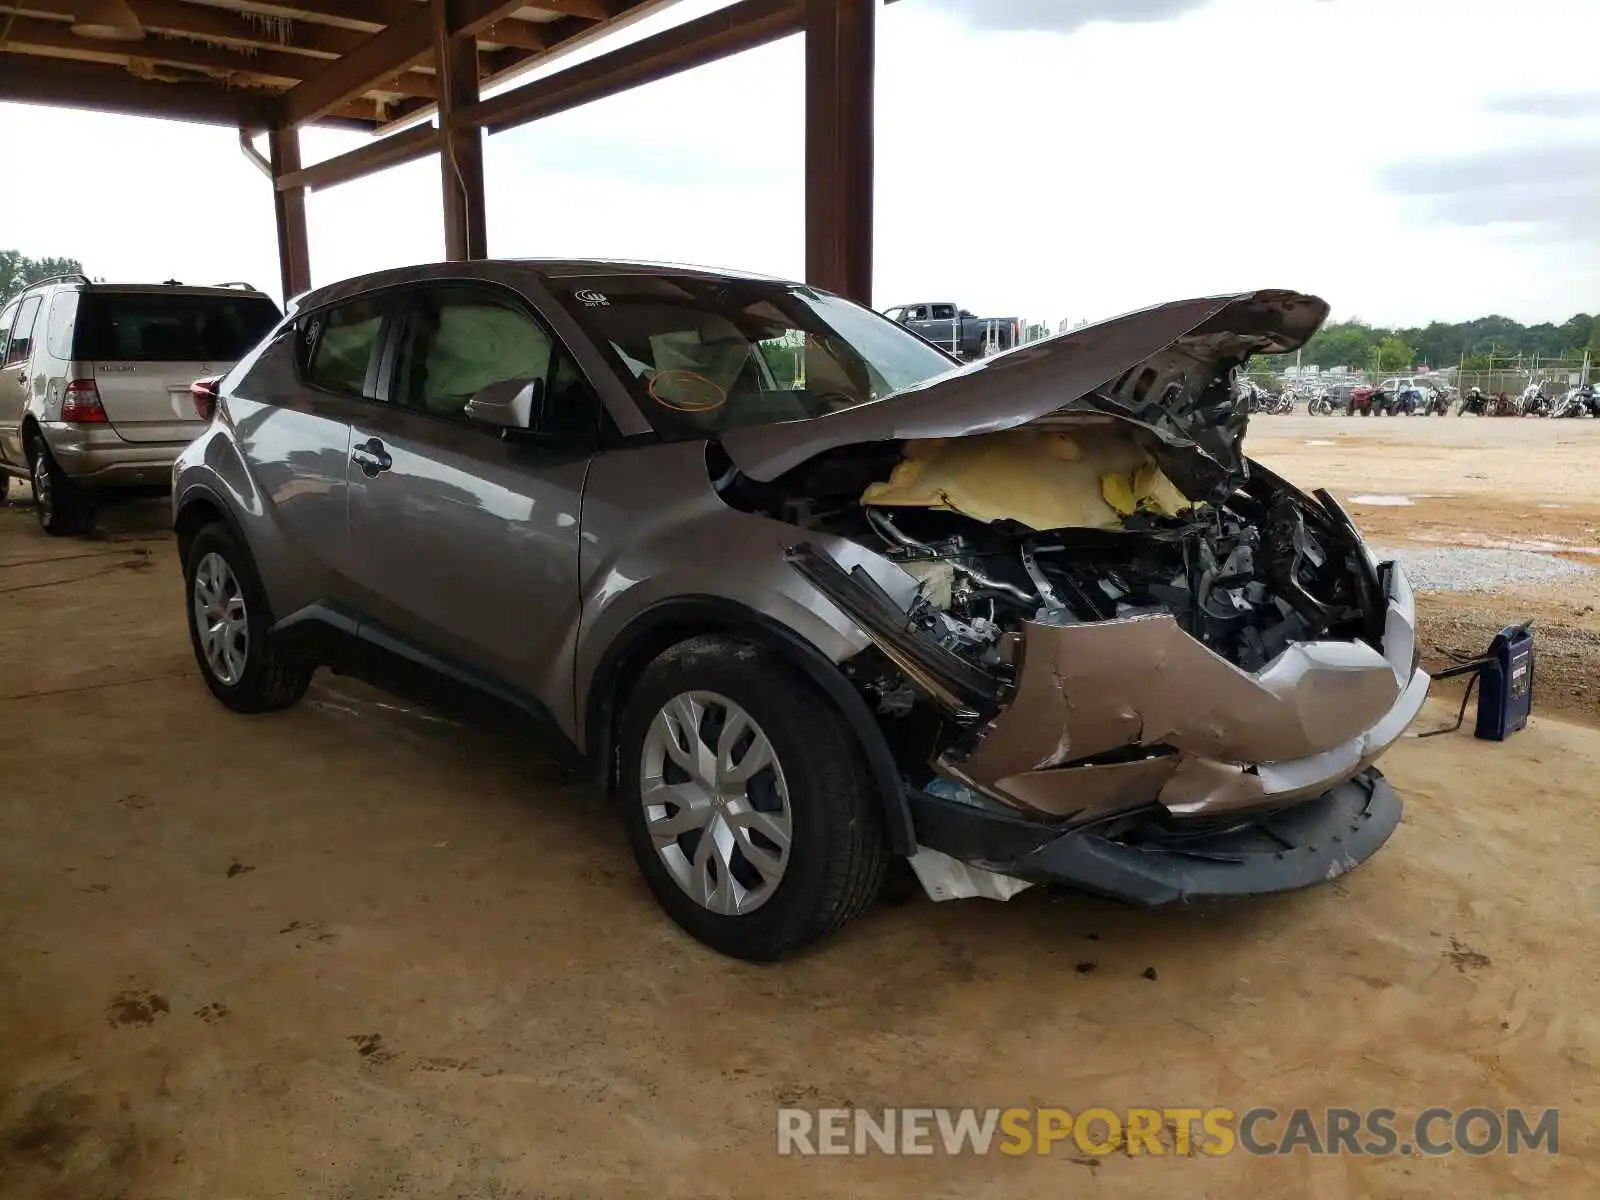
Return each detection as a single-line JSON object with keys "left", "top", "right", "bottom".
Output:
{"left": 2, "top": 416, "right": 1599, "bottom": 1198}
{"left": 1248, "top": 413, "right": 1600, "bottom": 725}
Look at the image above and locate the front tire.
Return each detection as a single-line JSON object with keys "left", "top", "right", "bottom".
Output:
{"left": 182, "top": 523, "right": 314, "bottom": 713}
{"left": 615, "top": 636, "right": 886, "bottom": 960}
{"left": 27, "top": 432, "right": 95, "bottom": 536}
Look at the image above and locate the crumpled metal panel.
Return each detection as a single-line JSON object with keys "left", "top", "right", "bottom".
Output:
{"left": 942, "top": 614, "right": 1403, "bottom": 789}
{"left": 992, "top": 756, "right": 1179, "bottom": 820}
{"left": 970, "top": 666, "right": 1428, "bottom": 821}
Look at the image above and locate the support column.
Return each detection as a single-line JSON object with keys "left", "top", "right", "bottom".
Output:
{"left": 434, "top": 0, "right": 487, "bottom": 260}
{"left": 268, "top": 126, "right": 311, "bottom": 301}
{"left": 804, "top": 0, "right": 874, "bottom": 305}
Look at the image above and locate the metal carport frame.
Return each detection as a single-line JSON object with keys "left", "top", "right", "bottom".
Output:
{"left": 0, "top": 0, "right": 878, "bottom": 306}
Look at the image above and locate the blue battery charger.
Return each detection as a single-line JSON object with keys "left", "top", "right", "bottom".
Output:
{"left": 1423, "top": 622, "right": 1534, "bottom": 741}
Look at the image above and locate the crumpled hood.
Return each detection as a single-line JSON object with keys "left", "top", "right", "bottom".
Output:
{"left": 720, "top": 289, "right": 1329, "bottom": 483}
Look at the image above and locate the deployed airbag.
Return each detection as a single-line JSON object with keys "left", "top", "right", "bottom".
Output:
{"left": 860, "top": 425, "right": 1190, "bottom": 532}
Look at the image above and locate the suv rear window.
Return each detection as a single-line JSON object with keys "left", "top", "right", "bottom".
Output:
{"left": 72, "top": 292, "right": 281, "bottom": 362}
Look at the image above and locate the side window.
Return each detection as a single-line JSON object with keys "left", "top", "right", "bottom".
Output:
{"left": 392, "top": 285, "right": 595, "bottom": 440}
{"left": 904, "top": 305, "right": 928, "bottom": 321}
{"left": 301, "top": 297, "right": 386, "bottom": 398}
{"left": 45, "top": 291, "right": 79, "bottom": 359}
{"left": 4, "top": 295, "right": 44, "bottom": 368}
{"left": 930, "top": 304, "right": 957, "bottom": 321}
{"left": 0, "top": 300, "right": 17, "bottom": 365}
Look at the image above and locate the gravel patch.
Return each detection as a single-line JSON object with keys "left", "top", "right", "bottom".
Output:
{"left": 1374, "top": 546, "right": 1595, "bottom": 593}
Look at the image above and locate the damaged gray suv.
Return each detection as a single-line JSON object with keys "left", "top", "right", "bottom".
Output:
{"left": 173, "top": 260, "right": 1428, "bottom": 960}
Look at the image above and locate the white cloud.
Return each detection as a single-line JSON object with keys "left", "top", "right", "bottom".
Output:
{"left": 2, "top": 0, "right": 1599, "bottom": 327}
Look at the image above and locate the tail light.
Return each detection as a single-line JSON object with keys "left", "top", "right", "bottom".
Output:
{"left": 191, "top": 376, "right": 222, "bottom": 422}
{"left": 61, "top": 379, "right": 107, "bottom": 424}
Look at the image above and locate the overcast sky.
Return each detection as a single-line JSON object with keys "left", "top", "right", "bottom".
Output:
{"left": 4, "top": 0, "right": 1599, "bottom": 327}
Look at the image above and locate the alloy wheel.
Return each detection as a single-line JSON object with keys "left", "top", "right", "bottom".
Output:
{"left": 31, "top": 448, "right": 52, "bottom": 519}
{"left": 639, "top": 690, "right": 792, "bottom": 916}
{"left": 192, "top": 551, "right": 249, "bottom": 686}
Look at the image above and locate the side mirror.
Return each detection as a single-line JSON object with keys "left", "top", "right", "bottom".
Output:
{"left": 465, "top": 377, "right": 544, "bottom": 431}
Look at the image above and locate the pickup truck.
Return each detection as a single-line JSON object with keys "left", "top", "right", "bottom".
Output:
{"left": 883, "top": 301, "right": 1021, "bottom": 359}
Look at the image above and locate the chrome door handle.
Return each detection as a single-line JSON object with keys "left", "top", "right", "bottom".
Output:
{"left": 351, "top": 437, "right": 392, "bottom": 477}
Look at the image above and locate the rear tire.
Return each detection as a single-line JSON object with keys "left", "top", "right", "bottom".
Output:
{"left": 615, "top": 636, "right": 886, "bottom": 961}
{"left": 182, "top": 523, "right": 314, "bottom": 714}
{"left": 27, "top": 432, "right": 95, "bottom": 536}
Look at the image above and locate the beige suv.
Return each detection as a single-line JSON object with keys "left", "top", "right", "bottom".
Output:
{"left": 0, "top": 275, "right": 280, "bottom": 534}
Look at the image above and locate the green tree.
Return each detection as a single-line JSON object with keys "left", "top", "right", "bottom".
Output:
{"left": 0, "top": 251, "right": 87, "bottom": 304}
{"left": 1302, "top": 321, "right": 1375, "bottom": 369}
{"left": 1370, "top": 336, "right": 1415, "bottom": 373}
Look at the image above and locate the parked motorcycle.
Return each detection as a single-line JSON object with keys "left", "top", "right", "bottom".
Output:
{"left": 1273, "top": 388, "right": 1298, "bottom": 414}
{"left": 1520, "top": 382, "right": 1552, "bottom": 417}
{"left": 1395, "top": 385, "right": 1426, "bottom": 415}
{"left": 1349, "top": 385, "right": 1377, "bottom": 416}
{"left": 1416, "top": 387, "right": 1451, "bottom": 416}
{"left": 1490, "top": 391, "right": 1521, "bottom": 417}
{"left": 1458, "top": 386, "right": 1490, "bottom": 416}
{"left": 1309, "top": 389, "right": 1339, "bottom": 416}
{"left": 1551, "top": 383, "right": 1596, "bottom": 418}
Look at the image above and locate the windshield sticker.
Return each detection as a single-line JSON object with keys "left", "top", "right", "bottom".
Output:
{"left": 574, "top": 289, "right": 610, "bottom": 308}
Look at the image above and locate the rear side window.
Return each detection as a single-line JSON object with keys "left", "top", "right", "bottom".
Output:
{"left": 930, "top": 304, "right": 956, "bottom": 320}
{"left": 4, "top": 296, "right": 43, "bottom": 368}
{"left": 302, "top": 298, "right": 387, "bottom": 398}
{"left": 45, "top": 291, "right": 79, "bottom": 358}
{"left": 0, "top": 300, "right": 17, "bottom": 364}
{"left": 72, "top": 292, "right": 281, "bottom": 362}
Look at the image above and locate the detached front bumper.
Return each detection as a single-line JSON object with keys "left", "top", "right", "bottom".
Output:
{"left": 909, "top": 767, "right": 1401, "bottom": 906}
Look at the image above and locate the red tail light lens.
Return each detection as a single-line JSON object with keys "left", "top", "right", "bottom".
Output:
{"left": 191, "top": 376, "right": 221, "bottom": 422}
{"left": 62, "top": 379, "right": 108, "bottom": 424}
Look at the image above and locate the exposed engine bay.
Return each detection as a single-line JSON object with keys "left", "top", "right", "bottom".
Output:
{"left": 720, "top": 415, "right": 1382, "bottom": 683}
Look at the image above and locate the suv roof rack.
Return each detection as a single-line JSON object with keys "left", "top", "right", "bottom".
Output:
{"left": 213, "top": 281, "right": 259, "bottom": 291}
{"left": 11, "top": 273, "right": 91, "bottom": 298}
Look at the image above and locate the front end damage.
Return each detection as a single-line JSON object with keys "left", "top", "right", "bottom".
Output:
{"left": 719, "top": 289, "right": 1427, "bottom": 906}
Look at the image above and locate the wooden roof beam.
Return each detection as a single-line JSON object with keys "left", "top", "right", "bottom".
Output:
{"left": 225, "top": 0, "right": 551, "bottom": 48}
{"left": 274, "top": 123, "right": 442, "bottom": 191}
{"left": 0, "top": 15, "right": 439, "bottom": 98}
{"left": 0, "top": 1, "right": 367, "bottom": 56}
{"left": 276, "top": 0, "right": 529, "bottom": 127}
{"left": 459, "top": 0, "right": 804, "bottom": 133}
{"left": 525, "top": 0, "right": 618, "bottom": 18}
{"left": 0, "top": 50, "right": 276, "bottom": 126}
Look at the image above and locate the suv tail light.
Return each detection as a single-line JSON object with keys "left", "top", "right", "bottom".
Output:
{"left": 191, "top": 376, "right": 222, "bottom": 422}
{"left": 61, "top": 379, "right": 108, "bottom": 424}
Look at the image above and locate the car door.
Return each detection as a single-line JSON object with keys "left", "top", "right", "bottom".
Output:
{"left": 0, "top": 294, "right": 43, "bottom": 466}
{"left": 222, "top": 295, "right": 388, "bottom": 622}
{"left": 343, "top": 280, "right": 598, "bottom": 719}
{"left": 901, "top": 303, "right": 932, "bottom": 339}
{"left": 927, "top": 302, "right": 960, "bottom": 353}
{"left": 0, "top": 298, "right": 20, "bottom": 469}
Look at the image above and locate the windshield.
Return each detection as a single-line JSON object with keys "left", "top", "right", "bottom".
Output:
{"left": 72, "top": 291, "right": 282, "bottom": 363}
{"left": 549, "top": 274, "right": 957, "bottom": 437}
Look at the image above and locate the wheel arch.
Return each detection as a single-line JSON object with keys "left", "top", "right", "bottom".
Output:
{"left": 173, "top": 484, "right": 248, "bottom": 566}
{"left": 586, "top": 595, "right": 916, "bottom": 857}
